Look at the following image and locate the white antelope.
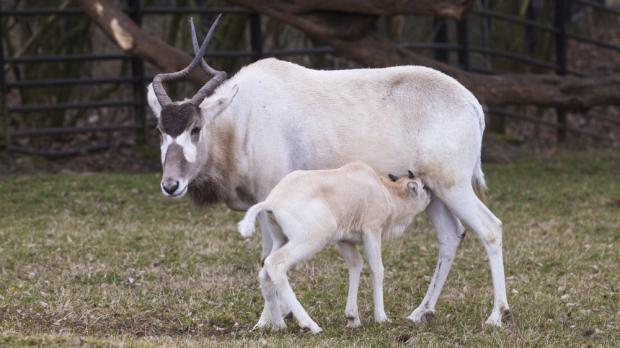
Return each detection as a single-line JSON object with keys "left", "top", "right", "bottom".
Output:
{"left": 147, "top": 16, "right": 510, "bottom": 329}
{"left": 237, "top": 162, "right": 432, "bottom": 333}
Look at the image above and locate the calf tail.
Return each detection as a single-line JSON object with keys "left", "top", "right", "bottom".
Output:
{"left": 238, "top": 202, "right": 269, "bottom": 238}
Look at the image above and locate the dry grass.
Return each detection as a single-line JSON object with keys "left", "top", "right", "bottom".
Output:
{"left": 0, "top": 152, "right": 619, "bottom": 347}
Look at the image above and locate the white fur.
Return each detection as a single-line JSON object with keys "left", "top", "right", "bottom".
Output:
{"left": 160, "top": 134, "right": 173, "bottom": 164}
{"left": 175, "top": 131, "right": 197, "bottom": 163}
{"left": 238, "top": 162, "right": 431, "bottom": 332}
{"left": 146, "top": 84, "right": 162, "bottom": 118}
{"left": 238, "top": 202, "right": 264, "bottom": 238}
{"left": 160, "top": 132, "right": 197, "bottom": 165}
{"left": 159, "top": 58, "right": 509, "bottom": 328}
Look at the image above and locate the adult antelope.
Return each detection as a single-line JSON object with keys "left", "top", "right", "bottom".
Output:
{"left": 147, "top": 16, "right": 510, "bottom": 329}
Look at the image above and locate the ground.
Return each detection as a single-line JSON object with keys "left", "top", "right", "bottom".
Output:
{"left": 0, "top": 151, "right": 618, "bottom": 347}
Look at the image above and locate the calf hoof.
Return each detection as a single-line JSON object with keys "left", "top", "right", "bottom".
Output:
{"left": 300, "top": 322, "right": 323, "bottom": 334}
{"left": 346, "top": 315, "right": 362, "bottom": 328}
{"left": 407, "top": 308, "right": 435, "bottom": 323}
{"left": 252, "top": 319, "right": 270, "bottom": 331}
{"left": 271, "top": 322, "right": 287, "bottom": 332}
{"left": 375, "top": 315, "right": 391, "bottom": 324}
{"left": 484, "top": 312, "right": 503, "bottom": 327}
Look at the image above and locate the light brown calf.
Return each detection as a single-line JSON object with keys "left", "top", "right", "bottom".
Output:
{"left": 238, "top": 161, "right": 431, "bottom": 333}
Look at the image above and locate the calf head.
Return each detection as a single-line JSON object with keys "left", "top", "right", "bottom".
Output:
{"left": 388, "top": 170, "right": 431, "bottom": 210}
{"left": 146, "top": 16, "right": 233, "bottom": 197}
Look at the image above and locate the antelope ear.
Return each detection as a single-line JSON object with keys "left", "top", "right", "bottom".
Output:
{"left": 146, "top": 83, "right": 162, "bottom": 118}
{"left": 388, "top": 174, "right": 399, "bottom": 182}
{"left": 202, "top": 84, "right": 239, "bottom": 121}
{"left": 408, "top": 170, "right": 415, "bottom": 179}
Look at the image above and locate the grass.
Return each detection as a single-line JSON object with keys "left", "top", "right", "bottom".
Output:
{"left": 0, "top": 151, "right": 618, "bottom": 347}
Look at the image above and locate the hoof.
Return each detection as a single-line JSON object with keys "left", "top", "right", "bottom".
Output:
{"left": 485, "top": 318, "right": 502, "bottom": 327}
{"left": 485, "top": 312, "right": 503, "bottom": 327}
{"left": 502, "top": 308, "right": 512, "bottom": 319}
{"left": 375, "top": 316, "right": 392, "bottom": 324}
{"left": 407, "top": 309, "right": 435, "bottom": 323}
{"left": 252, "top": 323, "right": 267, "bottom": 331}
{"left": 271, "top": 322, "right": 287, "bottom": 331}
{"left": 421, "top": 311, "right": 435, "bottom": 322}
{"left": 300, "top": 322, "right": 323, "bottom": 334}
{"left": 346, "top": 316, "right": 362, "bottom": 328}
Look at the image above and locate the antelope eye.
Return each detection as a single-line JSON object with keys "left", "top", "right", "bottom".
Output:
{"left": 191, "top": 127, "right": 201, "bottom": 136}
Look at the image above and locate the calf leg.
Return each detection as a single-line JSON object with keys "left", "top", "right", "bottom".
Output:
{"left": 257, "top": 267, "right": 286, "bottom": 331}
{"left": 336, "top": 242, "right": 363, "bottom": 327}
{"left": 362, "top": 231, "right": 389, "bottom": 323}
{"left": 408, "top": 197, "right": 464, "bottom": 323}
{"left": 254, "top": 213, "right": 289, "bottom": 330}
{"left": 438, "top": 184, "right": 510, "bottom": 326}
{"left": 263, "top": 240, "right": 325, "bottom": 333}
{"left": 259, "top": 212, "right": 274, "bottom": 264}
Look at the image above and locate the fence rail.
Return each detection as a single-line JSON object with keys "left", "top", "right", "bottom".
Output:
{"left": 0, "top": 0, "right": 618, "bottom": 157}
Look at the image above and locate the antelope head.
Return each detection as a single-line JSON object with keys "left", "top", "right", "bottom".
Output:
{"left": 146, "top": 15, "right": 234, "bottom": 198}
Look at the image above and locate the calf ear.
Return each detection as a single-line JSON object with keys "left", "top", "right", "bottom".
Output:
{"left": 388, "top": 174, "right": 399, "bottom": 182}
{"left": 407, "top": 181, "right": 419, "bottom": 196}
{"left": 146, "top": 83, "right": 162, "bottom": 118}
{"left": 202, "top": 84, "right": 239, "bottom": 121}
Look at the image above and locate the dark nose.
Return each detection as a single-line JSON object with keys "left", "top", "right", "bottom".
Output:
{"left": 162, "top": 179, "right": 179, "bottom": 195}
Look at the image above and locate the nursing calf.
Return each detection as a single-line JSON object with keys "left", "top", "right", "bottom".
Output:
{"left": 238, "top": 162, "right": 431, "bottom": 333}
{"left": 150, "top": 17, "right": 510, "bottom": 329}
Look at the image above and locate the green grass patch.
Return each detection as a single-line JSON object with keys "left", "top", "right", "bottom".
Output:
{"left": 1, "top": 152, "right": 619, "bottom": 347}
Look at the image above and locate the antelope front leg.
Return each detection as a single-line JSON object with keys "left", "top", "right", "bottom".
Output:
{"left": 336, "top": 242, "right": 363, "bottom": 327}
{"left": 362, "top": 231, "right": 389, "bottom": 323}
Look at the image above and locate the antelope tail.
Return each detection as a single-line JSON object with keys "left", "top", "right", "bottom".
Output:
{"left": 473, "top": 156, "right": 488, "bottom": 204}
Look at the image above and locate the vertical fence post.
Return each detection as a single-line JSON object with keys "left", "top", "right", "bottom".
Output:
{"left": 250, "top": 13, "right": 262, "bottom": 62}
{"left": 555, "top": 0, "right": 568, "bottom": 142}
{"left": 0, "top": 5, "right": 9, "bottom": 151}
{"left": 127, "top": 0, "right": 147, "bottom": 144}
{"left": 433, "top": 18, "right": 449, "bottom": 63}
{"left": 457, "top": 14, "right": 469, "bottom": 70}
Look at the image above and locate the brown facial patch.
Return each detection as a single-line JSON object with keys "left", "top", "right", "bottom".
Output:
{"left": 160, "top": 103, "right": 199, "bottom": 137}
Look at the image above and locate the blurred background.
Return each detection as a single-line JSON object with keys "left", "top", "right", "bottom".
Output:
{"left": 0, "top": 0, "right": 619, "bottom": 174}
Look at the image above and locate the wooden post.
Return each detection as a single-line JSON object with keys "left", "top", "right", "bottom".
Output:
{"left": 0, "top": 4, "right": 9, "bottom": 151}
{"left": 433, "top": 18, "right": 449, "bottom": 63}
{"left": 457, "top": 13, "right": 469, "bottom": 70}
{"left": 127, "top": 0, "right": 147, "bottom": 143}
{"left": 555, "top": 0, "right": 568, "bottom": 142}
{"left": 250, "top": 13, "right": 262, "bottom": 62}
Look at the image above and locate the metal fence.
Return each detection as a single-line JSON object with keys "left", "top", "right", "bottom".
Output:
{"left": 0, "top": 0, "right": 619, "bottom": 157}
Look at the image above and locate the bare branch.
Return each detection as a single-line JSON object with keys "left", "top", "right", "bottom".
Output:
{"left": 73, "top": 0, "right": 208, "bottom": 84}
{"left": 258, "top": 0, "right": 473, "bottom": 19}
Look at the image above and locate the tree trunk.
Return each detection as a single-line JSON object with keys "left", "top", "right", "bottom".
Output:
{"left": 76, "top": 0, "right": 620, "bottom": 109}
{"left": 72, "top": 0, "right": 208, "bottom": 84}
